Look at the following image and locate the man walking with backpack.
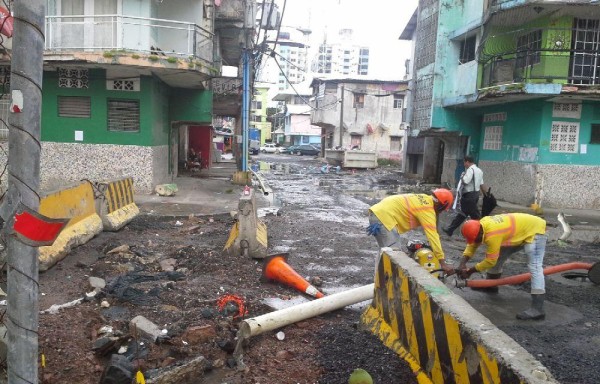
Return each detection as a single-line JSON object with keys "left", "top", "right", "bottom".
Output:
{"left": 444, "top": 155, "right": 484, "bottom": 237}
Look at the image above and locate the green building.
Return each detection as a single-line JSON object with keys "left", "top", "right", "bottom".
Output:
{"left": 0, "top": 0, "right": 255, "bottom": 193}
{"left": 405, "top": 0, "right": 600, "bottom": 209}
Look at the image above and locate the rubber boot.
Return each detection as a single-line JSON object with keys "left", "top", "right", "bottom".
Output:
{"left": 516, "top": 294, "right": 546, "bottom": 320}
{"left": 470, "top": 273, "right": 501, "bottom": 293}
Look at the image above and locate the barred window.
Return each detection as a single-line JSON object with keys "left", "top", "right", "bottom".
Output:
{"left": 550, "top": 121, "right": 579, "bottom": 153}
{"left": 483, "top": 126, "right": 503, "bottom": 150}
{"left": 58, "top": 96, "right": 91, "bottom": 118}
{"left": 108, "top": 99, "right": 140, "bottom": 132}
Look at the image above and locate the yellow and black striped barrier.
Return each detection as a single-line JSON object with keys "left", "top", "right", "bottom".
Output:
{"left": 39, "top": 181, "right": 103, "bottom": 271}
{"left": 96, "top": 177, "right": 140, "bottom": 231}
{"left": 361, "top": 249, "right": 557, "bottom": 384}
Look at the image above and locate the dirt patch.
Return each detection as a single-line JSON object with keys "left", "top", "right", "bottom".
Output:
{"left": 36, "top": 211, "right": 417, "bottom": 384}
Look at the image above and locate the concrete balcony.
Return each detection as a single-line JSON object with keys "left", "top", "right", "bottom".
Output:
{"left": 212, "top": 77, "right": 242, "bottom": 116}
{"left": 215, "top": 0, "right": 256, "bottom": 66}
{"left": 310, "top": 94, "right": 339, "bottom": 128}
{"left": 44, "top": 15, "right": 215, "bottom": 88}
{"left": 486, "top": 1, "right": 599, "bottom": 26}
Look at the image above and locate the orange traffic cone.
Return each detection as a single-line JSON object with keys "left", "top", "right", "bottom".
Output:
{"left": 262, "top": 253, "right": 324, "bottom": 299}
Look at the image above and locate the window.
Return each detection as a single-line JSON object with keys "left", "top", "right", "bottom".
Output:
{"left": 107, "top": 78, "right": 140, "bottom": 92}
{"left": 59, "top": 68, "right": 89, "bottom": 89}
{"left": 483, "top": 126, "right": 503, "bottom": 150}
{"left": 459, "top": 35, "right": 476, "bottom": 64}
{"left": 251, "top": 115, "right": 262, "bottom": 123}
{"left": 350, "top": 135, "right": 362, "bottom": 149}
{"left": 570, "top": 19, "right": 600, "bottom": 84}
{"left": 390, "top": 136, "right": 402, "bottom": 151}
{"left": 550, "top": 121, "right": 579, "bottom": 153}
{"left": 58, "top": 96, "right": 91, "bottom": 118}
{"left": 353, "top": 94, "right": 364, "bottom": 108}
{"left": 108, "top": 99, "right": 139, "bottom": 132}
{"left": 591, "top": 124, "right": 600, "bottom": 144}
{"left": 393, "top": 94, "right": 403, "bottom": 109}
{"left": 516, "top": 30, "right": 542, "bottom": 69}
{"left": 251, "top": 101, "right": 262, "bottom": 110}
{"left": 0, "top": 95, "right": 9, "bottom": 140}
{"left": 552, "top": 102, "right": 581, "bottom": 119}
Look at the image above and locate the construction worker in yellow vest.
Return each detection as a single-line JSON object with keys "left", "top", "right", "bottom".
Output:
{"left": 367, "top": 189, "right": 456, "bottom": 275}
{"left": 459, "top": 213, "right": 548, "bottom": 320}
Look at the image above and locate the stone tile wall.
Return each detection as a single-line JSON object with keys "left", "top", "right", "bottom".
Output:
{"left": 0, "top": 142, "right": 173, "bottom": 194}
{"left": 481, "top": 161, "right": 600, "bottom": 209}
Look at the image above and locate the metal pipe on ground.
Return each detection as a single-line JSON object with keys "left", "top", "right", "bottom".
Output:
{"left": 457, "top": 262, "right": 599, "bottom": 288}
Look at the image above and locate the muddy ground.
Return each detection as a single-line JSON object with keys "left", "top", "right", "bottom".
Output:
{"left": 25, "top": 156, "right": 600, "bottom": 383}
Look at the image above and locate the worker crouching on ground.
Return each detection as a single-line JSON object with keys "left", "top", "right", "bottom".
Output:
{"left": 458, "top": 213, "right": 548, "bottom": 320}
{"left": 367, "top": 189, "right": 456, "bottom": 276}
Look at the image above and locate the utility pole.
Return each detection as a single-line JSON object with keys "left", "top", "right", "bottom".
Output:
{"left": 338, "top": 84, "right": 344, "bottom": 148}
{"left": 241, "top": 48, "right": 250, "bottom": 172}
{"left": 4, "top": 1, "right": 45, "bottom": 382}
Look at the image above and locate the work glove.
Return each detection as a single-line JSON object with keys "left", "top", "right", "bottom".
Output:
{"left": 439, "top": 260, "right": 455, "bottom": 276}
{"left": 458, "top": 267, "right": 476, "bottom": 279}
{"left": 366, "top": 222, "right": 382, "bottom": 236}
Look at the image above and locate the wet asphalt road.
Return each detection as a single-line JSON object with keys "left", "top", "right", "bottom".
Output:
{"left": 252, "top": 152, "right": 600, "bottom": 384}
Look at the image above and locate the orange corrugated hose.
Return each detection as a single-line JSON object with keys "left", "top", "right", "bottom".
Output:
{"left": 466, "top": 262, "right": 594, "bottom": 288}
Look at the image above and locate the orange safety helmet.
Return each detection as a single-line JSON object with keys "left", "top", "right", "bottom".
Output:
{"left": 432, "top": 188, "right": 454, "bottom": 211}
{"left": 461, "top": 219, "right": 482, "bottom": 244}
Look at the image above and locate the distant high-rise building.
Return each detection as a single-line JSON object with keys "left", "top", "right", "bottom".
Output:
{"left": 312, "top": 29, "right": 369, "bottom": 76}
{"left": 257, "top": 26, "right": 311, "bottom": 91}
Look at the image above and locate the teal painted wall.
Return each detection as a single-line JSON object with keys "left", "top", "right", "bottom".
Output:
{"left": 539, "top": 101, "right": 600, "bottom": 165}
{"left": 473, "top": 99, "right": 600, "bottom": 166}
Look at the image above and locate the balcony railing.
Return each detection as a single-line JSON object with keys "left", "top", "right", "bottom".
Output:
{"left": 45, "top": 15, "right": 213, "bottom": 63}
{"left": 479, "top": 26, "right": 600, "bottom": 87}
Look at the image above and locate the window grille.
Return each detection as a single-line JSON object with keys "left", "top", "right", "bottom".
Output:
{"left": 0, "top": 95, "right": 9, "bottom": 140}
{"left": 570, "top": 19, "right": 600, "bottom": 85}
{"left": 58, "top": 68, "right": 89, "bottom": 89}
{"left": 516, "top": 30, "right": 542, "bottom": 69}
{"left": 459, "top": 35, "right": 476, "bottom": 64}
{"left": 58, "top": 96, "right": 91, "bottom": 118}
{"left": 552, "top": 102, "right": 581, "bottom": 119}
{"left": 108, "top": 78, "right": 140, "bottom": 92}
{"left": 550, "top": 121, "right": 579, "bottom": 153}
{"left": 107, "top": 99, "right": 140, "bottom": 132}
{"left": 483, "top": 125, "right": 503, "bottom": 150}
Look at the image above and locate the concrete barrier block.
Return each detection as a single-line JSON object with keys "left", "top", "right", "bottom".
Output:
{"left": 39, "top": 182, "right": 103, "bottom": 271}
{"left": 361, "top": 249, "right": 558, "bottom": 384}
{"left": 223, "top": 189, "right": 267, "bottom": 259}
{"left": 96, "top": 177, "right": 140, "bottom": 231}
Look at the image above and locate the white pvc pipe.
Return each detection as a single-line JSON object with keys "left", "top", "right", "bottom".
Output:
{"left": 558, "top": 212, "right": 572, "bottom": 241}
{"left": 237, "top": 283, "right": 374, "bottom": 340}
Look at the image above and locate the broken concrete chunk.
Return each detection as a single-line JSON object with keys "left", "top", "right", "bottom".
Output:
{"left": 155, "top": 184, "right": 178, "bottom": 197}
{"left": 99, "top": 354, "right": 134, "bottom": 384}
{"left": 89, "top": 276, "right": 106, "bottom": 290}
{"left": 130, "top": 315, "right": 162, "bottom": 342}
{"left": 182, "top": 324, "right": 217, "bottom": 345}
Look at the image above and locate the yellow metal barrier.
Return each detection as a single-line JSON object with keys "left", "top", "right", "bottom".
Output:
{"left": 361, "top": 249, "right": 557, "bottom": 384}
{"left": 96, "top": 177, "right": 140, "bottom": 231}
{"left": 39, "top": 181, "right": 103, "bottom": 271}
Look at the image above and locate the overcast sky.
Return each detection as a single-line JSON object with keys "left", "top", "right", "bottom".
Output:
{"left": 277, "top": 0, "right": 418, "bottom": 80}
